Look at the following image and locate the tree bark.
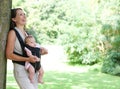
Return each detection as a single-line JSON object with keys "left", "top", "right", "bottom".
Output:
{"left": 0, "top": 0, "right": 12, "bottom": 89}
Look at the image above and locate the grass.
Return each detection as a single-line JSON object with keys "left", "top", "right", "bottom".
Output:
{"left": 6, "top": 65, "right": 120, "bottom": 89}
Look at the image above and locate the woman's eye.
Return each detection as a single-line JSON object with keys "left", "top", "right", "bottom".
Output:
{"left": 19, "top": 13, "right": 25, "bottom": 16}
{"left": 19, "top": 14, "right": 22, "bottom": 16}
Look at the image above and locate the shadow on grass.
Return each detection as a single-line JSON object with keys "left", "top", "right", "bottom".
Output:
{"left": 7, "top": 70, "right": 120, "bottom": 89}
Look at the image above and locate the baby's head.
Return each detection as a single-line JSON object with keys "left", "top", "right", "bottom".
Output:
{"left": 25, "top": 35, "right": 36, "bottom": 47}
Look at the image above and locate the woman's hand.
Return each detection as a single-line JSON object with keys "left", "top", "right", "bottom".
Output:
{"left": 28, "top": 56, "right": 38, "bottom": 63}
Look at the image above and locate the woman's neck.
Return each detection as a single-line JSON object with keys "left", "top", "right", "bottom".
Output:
{"left": 16, "top": 25, "right": 24, "bottom": 31}
{"left": 15, "top": 25, "right": 27, "bottom": 36}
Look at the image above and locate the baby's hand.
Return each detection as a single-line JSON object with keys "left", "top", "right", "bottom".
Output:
{"left": 41, "top": 47, "right": 48, "bottom": 55}
{"left": 24, "top": 47, "right": 32, "bottom": 56}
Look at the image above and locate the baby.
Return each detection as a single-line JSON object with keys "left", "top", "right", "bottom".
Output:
{"left": 24, "top": 35, "right": 48, "bottom": 83}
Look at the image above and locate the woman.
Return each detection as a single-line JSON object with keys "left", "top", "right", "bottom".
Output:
{"left": 6, "top": 8, "right": 39, "bottom": 89}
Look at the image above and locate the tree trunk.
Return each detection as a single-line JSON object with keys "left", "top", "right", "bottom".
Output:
{"left": 0, "top": 0, "right": 12, "bottom": 89}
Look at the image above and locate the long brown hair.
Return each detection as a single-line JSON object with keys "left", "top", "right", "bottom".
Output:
{"left": 10, "top": 8, "right": 22, "bottom": 30}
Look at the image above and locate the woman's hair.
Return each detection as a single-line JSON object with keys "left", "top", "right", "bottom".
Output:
{"left": 10, "top": 8, "right": 22, "bottom": 30}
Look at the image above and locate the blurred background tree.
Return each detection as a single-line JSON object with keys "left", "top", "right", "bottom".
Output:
{"left": 12, "top": 0, "right": 120, "bottom": 75}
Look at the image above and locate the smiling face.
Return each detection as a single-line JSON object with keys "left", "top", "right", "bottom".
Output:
{"left": 12, "top": 9, "right": 26, "bottom": 26}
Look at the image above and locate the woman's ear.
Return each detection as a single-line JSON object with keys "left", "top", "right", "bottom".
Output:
{"left": 12, "top": 18, "right": 16, "bottom": 22}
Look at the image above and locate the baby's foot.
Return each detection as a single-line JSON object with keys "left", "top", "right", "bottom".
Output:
{"left": 38, "top": 79, "right": 44, "bottom": 84}
{"left": 29, "top": 76, "right": 34, "bottom": 83}
{"left": 30, "top": 79, "right": 34, "bottom": 83}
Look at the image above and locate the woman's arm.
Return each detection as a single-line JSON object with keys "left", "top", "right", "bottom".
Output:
{"left": 6, "top": 30, "right": 37, "bottom": 63}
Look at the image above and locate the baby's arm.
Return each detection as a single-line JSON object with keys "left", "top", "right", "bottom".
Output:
{"left": 36, "top": 43, "right": 48, "bottom": 55}
{"left": 24, "top": 47, "right": 32, "bottom": 56}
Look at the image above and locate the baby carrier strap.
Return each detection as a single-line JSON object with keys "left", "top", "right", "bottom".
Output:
{"left": 14, "top": 28, "right": 25, "bottom": 53}
{"left": 12, "top": 28, "right": 27, "bottom": 66}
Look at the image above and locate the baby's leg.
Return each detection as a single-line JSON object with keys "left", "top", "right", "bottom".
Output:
{"left": 28, "top": 65, "right": 35, "bottom": 83}
{"left": 25, "top": 61, "right": 31, "bottom": 70}
{"left": 38, "top": 67, "right": 44, "bottom": 84}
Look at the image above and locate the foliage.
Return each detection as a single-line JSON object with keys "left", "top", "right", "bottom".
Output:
{"left": 100, "top": 0, "right": 120, "bottom": 75}
{"left": 12, "top": 0, "right": 120, "bottom": 71}
{"left": 57, "top": 0, "right": 104, "bottom": 65}
{"left": 102, "top": 52, "right": 120, "bottom": 75}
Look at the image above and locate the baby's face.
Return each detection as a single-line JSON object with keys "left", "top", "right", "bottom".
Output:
{"left": 26, "top": 38, "right": 36, "bottom": 47}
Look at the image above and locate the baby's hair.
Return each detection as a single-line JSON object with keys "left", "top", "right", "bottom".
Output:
{"left": 25, "top": 35, "right": 34, "bottom": 43}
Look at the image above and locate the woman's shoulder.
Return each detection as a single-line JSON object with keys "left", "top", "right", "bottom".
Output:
{"left": 7, "top": 29, "right": 16, "bottom": 42}
{"left": 8, "top": 29, "right": 16, "bottom": 36}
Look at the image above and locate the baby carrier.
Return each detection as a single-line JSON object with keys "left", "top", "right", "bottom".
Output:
{"left": 13, "top": 28, "right": 41, "bottom": 72}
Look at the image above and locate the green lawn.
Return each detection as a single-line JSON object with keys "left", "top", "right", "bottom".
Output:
{"left": 6, "top": 66, "right": 120, "bottom": 89}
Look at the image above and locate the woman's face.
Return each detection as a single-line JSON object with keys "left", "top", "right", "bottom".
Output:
{"left": 12, "top": 9, "right": 26, "bottom": 26}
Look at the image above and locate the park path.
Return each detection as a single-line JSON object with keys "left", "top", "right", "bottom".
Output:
{"left": 7, "top": 45, "right": 89, "bottom": 73}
